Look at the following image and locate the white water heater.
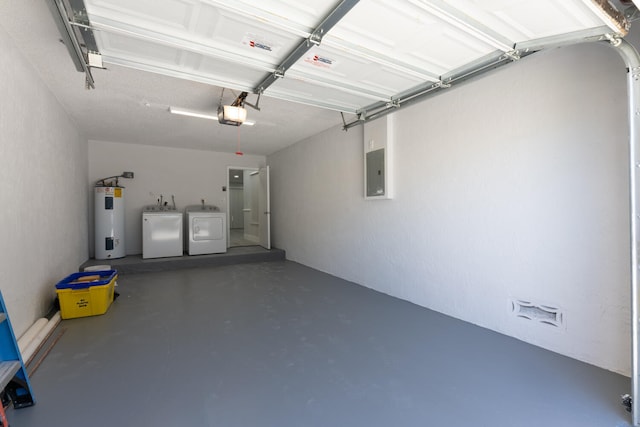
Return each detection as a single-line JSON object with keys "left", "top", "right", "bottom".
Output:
{"left": 95, "top": 186, "right": 125, "bottom": 259}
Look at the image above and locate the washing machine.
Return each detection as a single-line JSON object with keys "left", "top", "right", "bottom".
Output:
{"left": 142, "top": 206, "right": 183, "bottom": 259}
{"left": 185, "top": 205, "right": 227, "bottom": 255}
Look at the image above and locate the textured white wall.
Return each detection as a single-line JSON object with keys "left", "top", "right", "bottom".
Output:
{"left": 268, "top": 41, "right": 631, "bottom": 374}
{"left": 88, "top": 140, "right": 265, "bottom": 255}
{"left": 0, "top": 27, "right": 89, "bottom": 336}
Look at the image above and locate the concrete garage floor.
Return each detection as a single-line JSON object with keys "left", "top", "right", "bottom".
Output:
{"left": 8, "top": 261, "right": 632, "bottom": 426}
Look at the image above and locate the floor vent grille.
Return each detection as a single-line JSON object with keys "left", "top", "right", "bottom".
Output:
{"left": 511, "top": 299, "right": 563, "bottom": 328}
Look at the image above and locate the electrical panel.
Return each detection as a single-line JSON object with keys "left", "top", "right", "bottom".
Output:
{"left": 364, "top": 114, "right": 394, "bottom": 200}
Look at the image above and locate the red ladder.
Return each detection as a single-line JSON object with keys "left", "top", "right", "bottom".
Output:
{"left": 0, "top": 401, "right": 8, "bottom": 426}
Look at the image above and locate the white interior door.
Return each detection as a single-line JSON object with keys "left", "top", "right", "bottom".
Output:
{"left": 258, "top": 166, "right": 271, "bottom": 249}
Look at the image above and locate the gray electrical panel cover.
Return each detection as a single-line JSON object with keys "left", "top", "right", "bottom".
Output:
{"left": 366, "top": 148, "right": 385, "bottom": 197}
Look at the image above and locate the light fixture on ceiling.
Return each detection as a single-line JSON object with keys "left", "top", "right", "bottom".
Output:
{"left": 168, "top": 107, "right": 255, "bottom": 126}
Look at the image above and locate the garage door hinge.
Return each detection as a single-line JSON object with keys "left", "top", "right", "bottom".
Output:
{"left": 504, "top": 50, "right": 521, "bottom": 61}
{"left": 605, "top": 33, "right": 623, "bottom": 47}
{"left": 308, "top": 32, "right": 323, "bottom": 46}
{"left": 385, "top": 99, "right": 400, "bottom": 108}
{"left": 72, "top": 10, "right": 89, "bottom": 26}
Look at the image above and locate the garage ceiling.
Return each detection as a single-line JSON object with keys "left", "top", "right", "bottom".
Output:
{"left": 74, "top": 0, "right": 628, "bottom": 111}
{"left": 1, "top": 0, "right": 636, "bottom": 155}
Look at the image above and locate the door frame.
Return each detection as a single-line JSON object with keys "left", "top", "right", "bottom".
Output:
{"left": 226, "top": 166, "right": 267, "bottom": 248}
{"left": 258, "top": 165, "right": 271, "bottom": 249}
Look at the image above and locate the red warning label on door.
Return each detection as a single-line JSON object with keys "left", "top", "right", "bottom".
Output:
{"left": 304, "top": 52, "right": 336, "bottom": 69}
{"left": 241, "top": 33, "right": 281, "bottom": 54}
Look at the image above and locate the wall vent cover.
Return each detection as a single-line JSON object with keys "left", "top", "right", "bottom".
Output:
{"left": 511, "top": 299, "right": 563, "bottom": 328}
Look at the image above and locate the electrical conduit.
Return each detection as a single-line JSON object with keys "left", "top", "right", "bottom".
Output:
{"left": 17, "top": 318, "right": 48, "bottom": 353}
{"left": 19, "top": 312, "right": 61, "bottom": 365}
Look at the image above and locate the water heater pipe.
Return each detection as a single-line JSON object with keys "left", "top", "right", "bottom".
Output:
{"left": 21, "top": 312, "right": 61, "bottom": 365}
{"left": 17, "top": 318, "right": 48, "bottom": 353}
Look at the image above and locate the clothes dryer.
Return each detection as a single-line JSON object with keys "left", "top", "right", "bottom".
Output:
{"left": 185, "top": 205, "right": 227, "bottom": 255}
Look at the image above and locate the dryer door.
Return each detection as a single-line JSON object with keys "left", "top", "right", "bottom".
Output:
{"left": 193, "top": 216, "right": 224, "bottom": 241}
